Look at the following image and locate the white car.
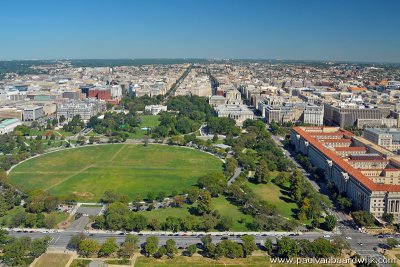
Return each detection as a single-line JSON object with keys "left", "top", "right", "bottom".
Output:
{"left": 323, "top": 235, "right": 331, "bottom": 238}
{"left": 345, "top": 236, "right": 352, "bottom": 240}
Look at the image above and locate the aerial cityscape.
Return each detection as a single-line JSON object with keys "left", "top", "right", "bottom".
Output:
{"left": 1, "top": 0, "right": 400, "bottom": 267}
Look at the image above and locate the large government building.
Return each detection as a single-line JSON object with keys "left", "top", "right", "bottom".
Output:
{"left": 291, "top": 126, "right": 400, "bottom": 223}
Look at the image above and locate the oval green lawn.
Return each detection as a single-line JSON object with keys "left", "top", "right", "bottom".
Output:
{"left": 9, "top": 144, "right": 223, "bottom": 202}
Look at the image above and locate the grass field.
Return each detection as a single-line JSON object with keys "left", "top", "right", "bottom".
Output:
{"left": 34, "top": 253, "right": 71, "bottom": 267}
{"left": 137, "top": 195, "right": 253, "bottom": 231}
{"left": 9, "top": 144, "right": 222, "bottom": 202}
{"left": 135, "top": 256, "right": 351, "bottom": 267}
{"left": 70, "top": 259, "right": 91, "bottom": 267}
{"left": 131, "top": 115, "right": 160, "bottom": 139}
{"left": 245, "top": 180, "right": 297, "bottom": 220}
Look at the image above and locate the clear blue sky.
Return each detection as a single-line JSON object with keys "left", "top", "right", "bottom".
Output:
{"left": 1, "top": 0, "right": 399, "bottom": 62}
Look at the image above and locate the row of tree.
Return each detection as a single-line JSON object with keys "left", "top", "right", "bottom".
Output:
{"left": 0, "top": 229, "right": 50, "bottom": 266}
{"left": 68, "top": 233, "right": 138, "bottom": 258}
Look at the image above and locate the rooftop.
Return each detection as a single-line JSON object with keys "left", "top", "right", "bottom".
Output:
{"left": 0, "top": 118, "right": 20, "bottom": 127}
{"left": 293, "top": 126, "right": 400, "bottom": 193}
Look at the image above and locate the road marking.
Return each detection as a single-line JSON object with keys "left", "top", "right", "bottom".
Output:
{"left": 53, "top": 234, "right": 61, "bottom": 244}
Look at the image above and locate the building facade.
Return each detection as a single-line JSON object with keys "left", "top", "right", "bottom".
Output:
{"left": 291, "top": 126, "right": 400, "bottom": 223}
{"left": 0, "top": 118, "right": 22, "bottom": 134}
{"left": 364, "top": 128, "right": 400, "bottom": 152}
{"left": 23, "top": 106, "right": 44, "bottom": 121}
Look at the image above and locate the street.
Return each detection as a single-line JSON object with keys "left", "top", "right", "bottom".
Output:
{"left": 268, "top": 129, "right": 392, "bottom": 266}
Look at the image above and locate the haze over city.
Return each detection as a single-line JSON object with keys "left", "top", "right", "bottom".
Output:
{"left": 1, "top": 0, "right": 400, "bottom": 62}
{"left": 1, "top": 1, "right": 400, "bottom": 267}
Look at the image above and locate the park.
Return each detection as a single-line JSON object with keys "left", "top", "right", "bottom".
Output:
{"left": 9, "top": 144, "right": 223, "bottom": 202}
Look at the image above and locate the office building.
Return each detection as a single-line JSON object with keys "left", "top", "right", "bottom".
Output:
{"left": 23, "top": 105, "right": 44, "bottom": 121}
{"left": 291, "top": 126, "right": 400, "bottom": 223}
{"left": 364, "top": 128, "right": 400, "bottom": 152}
{"left": 0, "top": 118, "right": 22, "bottom": 134}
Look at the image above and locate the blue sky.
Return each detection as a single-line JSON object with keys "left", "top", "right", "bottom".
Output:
{"left": 1, "top": 0, "right": 399, "bottom": 62}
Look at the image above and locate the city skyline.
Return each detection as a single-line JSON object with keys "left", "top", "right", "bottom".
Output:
{"left": 1, "top": 0, "right": 400, "bottom": 63}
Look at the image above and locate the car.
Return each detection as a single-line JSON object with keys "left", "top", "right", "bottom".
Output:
{"left": 358, "top": 242, "right": 363, "bottom": 246}
{"left": 323, "top": 235, "right": 331, "bottom": 238}
{"left": 221, "top": 237, "right": 228, "bottom": 240}
{"left": 377, "top": 235, "right": 384, "bottom": 238}
{"left": 345, "top": 236, "right": 352, "bottom": 240}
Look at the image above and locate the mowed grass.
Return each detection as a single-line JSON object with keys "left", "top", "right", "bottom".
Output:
{"left": 135, "top": 256, "right": 352, "bottom": 267}
{"left": 34, "top": 253, "right": 71, "bottom": 267}
{"left": 137, "top": 196, "right": 254, "bottom": 231}
{"left": 131, "top": 115, "right": 160, "bottom": 139}
{"left": 140, "top": 115, "right": 161, "bottom": 127}
{"left": 245, "top": 180, "right": 297, "bottom": 220}
{"left": 9, "top": 144, "right": 223, "bottom": 202}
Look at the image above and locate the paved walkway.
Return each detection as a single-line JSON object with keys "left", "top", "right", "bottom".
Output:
{"left": 227, "top": 167, "right": 242, "bottom": 186}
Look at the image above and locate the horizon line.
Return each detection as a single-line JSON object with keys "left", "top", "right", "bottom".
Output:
{"left": 0, "top": 57, "right": 399, "bottom": 65}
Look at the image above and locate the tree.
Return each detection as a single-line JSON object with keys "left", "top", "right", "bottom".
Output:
{"left": 311, "top": 238, "right": 338, "bottom": 258}
{"left": 331, "top": 236, "right": 350, "bottom": 253}
{"left": 202, "top": 213, "right": 218, "bottom": 231}
{"left": 311, "top": 218, "right": 320, "bottom": 229}
{"left": 118, "top": 235, "right": 138, "bottom": 258}
{"left": 186, "top": 187, "right": 200, "bottom": 204}
{"left": 217, "top": 216, "right": 233, "bottom": 231}
{"left": 323, "top": 215, "right": 337, "bottom": 231}
{"left": 68, "top": 233, "right": 87, "bottom": 250}
{"left": 241, "top": 235, "right": 257, "bottom": 257}
{"left": 43, "top": 213, "right": 58, "bottom": 228}
{"left": 201, "top": 235, "right": 214, "bottom": 258}
{"left": 0, "top": 196, "right": 9, "bottom": 217}
{"left": 387, "top": 238, "right": 399, "bottom": 249}
{"left": 165, "top": 239, "right": 178, "bottom": 258}
{"left": 187, "top": 244, "right": 197, "bottom": 256}
{"left": 148, "top": 218, "right": 161, "bottom": 231}
{"left": 59, "top": 115, "right": 66, "bottom": 123}
{"left": 216, "top": 240, "right": 244, "bottom": 259}
{"left": 383, "top": 213, "right": 394, "bottom": 225}
{"left": 181, "top": 215, "right": 199, "bottom": 231}
{"left": 10, "top": 211, "right": 27, "bottom": 227}
{"left": 352, "top": 211, "right": 375, "bottom": 227}
{"left": 264, "top": 238, "right": 273, "bottom": 255}
{"left": 3, "top": 236, "right": 32, "bottom": 266}
{"left": 98, "top": 237, "right": 118, "bottom": 257}
{"left": 153, "top": 246, "right": 165, "bottom": 258}
{"left": 212, "top": 134, "right": 218, "bottom": 143}
{"left": 173, "top": 195, "right": 185, "bottom": 208}
{"left": 30, "top": 236, "right": 51, "bottom": 257}
{"left": 337, "top": 195, "right": 352, "bottom": 211}
{"left": 144, "top": 236, "right": 159, "bottom": 257}
{"left": 118, "top": 242, "right": 136, "bottom": 258}
{"left": 147, "top": 191, "right": 157, "bottom": 202}
{"left": 94, "top": 215, "right": 105, "bottom": 229}
{"left": 274, "top": 172, "right": 290, "bottom": 186}
{"left": 157, "top": 191, "right": 167, "bottom": 202}
{"left": 277, "top": 236, "right": 299, "bottom": 258}
{"left": 290, "top": 170, "right": 303, "bottom": 203}
{"left": 197, "top": 172, "right": 226, "bottom": 197}
{"left": 224, "top": 157, "right": 238, "bottom": 177}
{"left": 254, "top": 160, "right": 270, "bottom": 183}
{"left": 79, "top": 239, "right": 100, "bottom": 257}
{"left": 197, "top": 190, "right": 212, "bottom": 214}
{"left": 129, "top": 214, "right": 148, "bottom": 232}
